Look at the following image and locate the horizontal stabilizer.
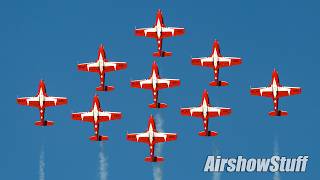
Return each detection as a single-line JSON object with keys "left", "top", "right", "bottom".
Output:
{"left": 210, "top": 81, "right": 229, "bottom": 87}
{"left": 96, "top": 86, "right": 114, "bottom": 92}
{"left": 153, "top": 51, "right": 172, "bottom": 57}
{"left": 90, "top": 135, "right": 109, "bottom": 141}
{"left": 198, "top": 131, "right": 218, "bottom": 137}
{"left": 149, "top": 103, "right": 168, "bottom": 109}
{"left": 34, "top": 120, "right": 54, "bottom": 126}
{"left": 145, "top": 156, "right": 164, "bottom": 162}
{"left": 269, "top": 110, "right": 288, "bottom": 117}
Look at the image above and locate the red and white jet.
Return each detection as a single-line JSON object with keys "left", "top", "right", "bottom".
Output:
{"left": 130, "top": 61, "right": 180, "bottom": 108}
{"left": 191, "top": 40, "right": 242, "bottom": 86}
{"left": 71, "top": 95, "right": 122, "bottom": 141}
{"left": 77, "top": 44, "right": 127, "bottom": 91}
{"left": 250, "top": 69, "right": 302, "bottom": 116}
{"left": 135, "top": 9, "right": 185, "bottom": 57}
{"left": 180, "top": 90, "right": 231, "bottom": 136}
{"left": 16, "top": 80, "right": 68, "bottom": 126}
{"left": 127, "top": 115, "right": 177, "bottom": 162}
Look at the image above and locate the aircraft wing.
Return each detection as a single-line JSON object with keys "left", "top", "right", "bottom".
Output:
{"left": 72, "top": 112, "right": 94, "bottom": 122}
{"left": 218, "top": 57, "right": 242, "bottom": 68}
{"left": 78, "top": 62, "right": 100, "bottom": 72}
{"left": 127, "top": 132, "right": 177, "bottom": 143}
{"left": 156, "top": 79, "right": 180, "bottom": 90}
{"left": 130, "top": 79, "right": 153, "bottom": 89}
{"left": 161, "top": 27, "right": 185, "bottom": 38}
{"left": 127, "top": 132, "right": 149, "bottom": 143}
{"left": 135, "top": 28, "right": 157, "bottom": 38}
{"left": 97, "top": 111, "right": 122, "bottom": 122}
{"left": 43, "top": 97, "right": 68, "bottom": 107}
{"left": 78, "top": 62, "right": 127, "bottom": 73}
{"left": 103, "top": 62, "right": 127, "bottom": 72}
{"left": 16, "top": 96, "right": 67, "bottom": 108}
{"left": 180, "top": 107, "right": 204, "bottom": 118}
{"left": 250, "top": 87, "right": 273, "bottom": 98}
{"left": 207, "top": 107, "right": 232, "bottom": 118}
{"left": 191, "top": 57, "right": 214, "bottom": 67}
{"left": 153, "top": 132, "right": 177, "bottom": 143}
{"left": 277, "top": 86, "right": 302, "bottom": 98}
{"left": 17, "top": 97, "right": 40, "bottom": 107}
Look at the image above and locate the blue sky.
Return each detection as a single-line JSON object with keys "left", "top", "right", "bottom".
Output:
{"left": 1, "top": 0, "right": 319, "bottom": 179}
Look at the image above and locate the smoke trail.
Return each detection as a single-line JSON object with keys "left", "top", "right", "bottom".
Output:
{"left": 155, "top": 113, "right": 164, "bottom": 131}
{"left": 212, "top": 147, "right": 221, "bottom": 180}
{"left": 152, "top": 165, "right": 162, "bottom": 180}
{"left": 213, "top": 170, "right": 221, "bottom": 180}
{"left": 153, "top": 113, "right": 164, "bottom": 180}
{"left": 99, "top": 142, "right": 108, "bottom": 180}
{"left": 273, "top": 137, "right": 280, "bottom": 180}
{"left": 39, "top": 146, "right": 45, "bottom": 180}
{"left": 155, "top": 113, "right": 164, "bottom": 155}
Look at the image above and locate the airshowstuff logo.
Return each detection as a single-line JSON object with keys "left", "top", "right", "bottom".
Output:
{"left": 204, "top": 155, "right": 309, "bottom": 173}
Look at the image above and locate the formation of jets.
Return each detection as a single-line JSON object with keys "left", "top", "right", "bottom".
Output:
{"left": 16, "top": 9, "right": 302, "bottom": 163}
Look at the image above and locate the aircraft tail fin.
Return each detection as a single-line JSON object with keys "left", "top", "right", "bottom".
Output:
{"left": 149, "top": 103, "right": 168, "bottom": 109}
{"left": 153, "top": 51, "right": 172, "bottom": 57}
{"left": 144, "top": 156, "right": 164, "bottom": 162}
{"left": 198, "top": 131, "right": 218, "bottom": 137}
{"left": 89, "top": 135, "right": 109, "bottom": 141}
{"left": 269, "top": 110, "right": 288, "bottom": 116}
{"left": 210, "top": 81, "right": 229, "bottom": 87}
{"left": 34, "top": 120, "right": 54, "bottom": 126}
{"left": 96, "top": 86, "right": 114, "bottom": 92}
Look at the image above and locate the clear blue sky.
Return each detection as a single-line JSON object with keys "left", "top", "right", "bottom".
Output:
{"left": 1, "top": 0, "right": 319, "bottom": 179}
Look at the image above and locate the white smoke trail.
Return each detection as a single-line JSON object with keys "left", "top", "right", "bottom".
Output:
{"left": 213, "top": 170, "right": 221, "bottom": 180}
{"left": 153, "top": 113, "right": 164, "bottom": 180}
{"left": 152, "top": 165, "right": 162, "bottom": 180}
{"left": 155, "top": 113, "right": 164, "bottom": 155}
{"left": 39, "top": 146, "right": 45, "bottom": 180}
{"left": 99, "top": 142, "right": 108, "bottom": 180}
{"left": 273, "top": 137, "right": 280, "bottom": 180}
{"left": 155, "top": 113, "right": 164, "bottom": 131}
{"left": 212, "top": 147, "right": 221, "bottom": 180}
